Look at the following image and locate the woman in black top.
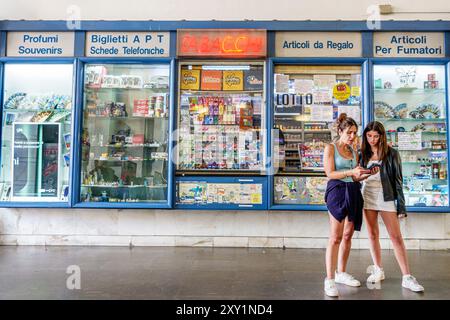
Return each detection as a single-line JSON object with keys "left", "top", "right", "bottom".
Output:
{"left": 360, "top": 121, "right": 424, "bottom": 292}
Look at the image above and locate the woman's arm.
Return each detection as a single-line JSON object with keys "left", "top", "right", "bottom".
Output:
{"left": 352, "top": 150, "right": 371, "bottom": 182}
{"left": 392, "top": 149, "right": 407, "bottom": 216}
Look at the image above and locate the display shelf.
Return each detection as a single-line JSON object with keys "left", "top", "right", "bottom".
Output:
{"left": 181, "top": 90, "right": 263, "bottom": 94}
{"left": 377, "top": 118, "right": 446, "bottom": 122}
{"left": 81, "top": 184, "right": 167, "bottom": 188}
{"left": 2, "top": 109, "right": 70, "bottom": 113}
{"left": 86, "top": 158, "right": 167, "bottom": 162}
{"left": 88, "top": 143, "right": 162, "bottom": 148}
{"left": 387, "top": 131, "right": 447, "bottom": 134}
{"left": 86, "top": 115, "right": 168, "bottom": 120}
{"left": 374, "top": 88, "right": 445, "bottom": 93}
{"left": 85, "top": 86, "right": 169, "bottom": 92}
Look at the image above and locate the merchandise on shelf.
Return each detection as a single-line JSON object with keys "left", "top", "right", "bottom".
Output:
{"left": 373, "top": 64, "right": 448, "bottom": 207}
{"left": 177, "top": 64, "right": 264, "bottom": 172}
{"left": 81, "top": 64, "right": 170, "bottom": 203}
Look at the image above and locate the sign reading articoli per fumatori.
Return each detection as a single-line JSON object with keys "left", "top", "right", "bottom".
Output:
{"left": 177, "top": 29, "right": 267, "bottom": 57}
{"left": 85, "top": 32, "right": 170, "bottom": 57}
{"left": 275, "top": 32, "right": 362, "bottom": 57}
{"left": 7, "top": 32, "right": 75, "bottom": 57}
{"left": 373, "top": 32, "right": 444, "bottom": 57}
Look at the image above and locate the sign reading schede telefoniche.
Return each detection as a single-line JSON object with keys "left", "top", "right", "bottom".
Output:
{"left": 7, "top": 32, "right": 75, "bottom": 57}
{"left": 86, "top": 32, "right": 170, "bottom": 57}
{"left": 275, "top": 32, "right": 362, "bottom": 57}
{"left": 373, "top": 32, "right": 444, "bottom": 58}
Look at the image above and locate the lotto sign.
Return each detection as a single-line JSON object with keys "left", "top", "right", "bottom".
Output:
{"left": 333, "top": 83, "right": 351, "bottom": 101}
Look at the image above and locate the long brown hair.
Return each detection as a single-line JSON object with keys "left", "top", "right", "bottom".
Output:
{"left": 361, "top": 121, "right": 389, "bottom": 166}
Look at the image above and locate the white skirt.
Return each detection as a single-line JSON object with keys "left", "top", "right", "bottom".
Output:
{"left": 362, "top": 185, "right": 397, "bottom": 212}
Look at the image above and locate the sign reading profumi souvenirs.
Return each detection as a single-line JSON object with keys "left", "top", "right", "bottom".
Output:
{"left": 7, "top": 32, "right": 75, "bottom": 57}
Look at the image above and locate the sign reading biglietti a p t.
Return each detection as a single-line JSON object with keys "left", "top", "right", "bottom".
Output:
{"left": 86, "top": 32, "right": 170, "bottom": 57}
{"left": 7, "top": 32, "right": 75, "bottom": 57}
{"left": 275, "top": 32, "right": 362, "bottom": 57}
{"left": 374, "top": 32, "right": 444, "bottom": 58}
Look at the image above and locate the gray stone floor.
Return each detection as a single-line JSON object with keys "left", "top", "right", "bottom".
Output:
{"left": 0, "top": 246, "right": 448, "bottom": 300}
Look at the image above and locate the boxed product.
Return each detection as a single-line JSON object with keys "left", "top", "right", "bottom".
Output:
{"left": 180, "top": 69, "right": 201, "bottom": 90}
{"left": 428, "top": 73, "right": 436, "bottom": 81}
{"left": 243, "top": 68, "right": 264, "bottom": 91}
{"left": 132, "top": 134, "right": 144, "bottom": 144}
{"left": 133, "top": 99, "right": 149, "bottom": 116}
{"left": 201, "top": 70, "right": 222, "bottom": 91}
{"left": 223, "top": 71, "right": 244, "bottom": 91}
{"left": 85, "top": 66, "right": 107, "bottom": 88}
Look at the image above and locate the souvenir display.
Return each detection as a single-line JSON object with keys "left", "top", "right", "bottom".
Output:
{"left": 0, "top": 64, "right": 73, "bottom": 202}
{"left": 374, "top": 65, "right": 448, "bottom": 207}
{"left": 80, "top": 64, "right": 170, "bottom": 203}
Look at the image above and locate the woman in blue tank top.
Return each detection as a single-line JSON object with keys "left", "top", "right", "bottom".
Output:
{"left": 323, "top": 113, "right": 371, "bottom": 297}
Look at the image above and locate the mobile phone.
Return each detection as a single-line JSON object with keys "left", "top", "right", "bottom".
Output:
{"left": 367, "top": 163, "right": 382, "bottom": 170}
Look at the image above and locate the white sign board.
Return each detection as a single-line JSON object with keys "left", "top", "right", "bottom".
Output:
{"left": 275, "top": 32, "right": 362, "bottom": 57}
{"left": 7, "top": 32, "right": 75, "bottom": 57}
{"left": 86, "top": 32, "right": 170, "bottom": 57}
{"left": 373, "top": 32, "right": 444, "bottom": 58}
{"left": 398, "top": 132, "right": 422, "bottom": 150}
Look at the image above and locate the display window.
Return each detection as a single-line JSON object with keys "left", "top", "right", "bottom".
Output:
{"left": 80, "top": 64, "right": 170, "bottom": 203}
{"left": 176, "top": 62, "right": 266, "bottom": 173}
{"left": 373, "top": 64, "right": 448, "bottom": 207}
{"left": 272, "top": 65, "right": 363, "bottom": 205}
{"left": 0, "top": 64, "right": 74, "bottom": 202}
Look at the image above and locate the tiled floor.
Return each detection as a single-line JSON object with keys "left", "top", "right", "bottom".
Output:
{"left": 0, "top": 246, "right": 448, "bottom": 299}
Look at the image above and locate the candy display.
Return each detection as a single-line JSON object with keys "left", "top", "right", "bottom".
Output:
{"left": 81, "top": 64, "right": 170, "bottom": 203}
{"left": 177, "top": 64, "right": 264, "bottom": 173}
{"left": 374, "top": 64, "right": 448, "bottom": 207}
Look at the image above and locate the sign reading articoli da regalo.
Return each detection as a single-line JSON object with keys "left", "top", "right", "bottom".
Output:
{"left": 373, "top": 32, "right": 444, "bottom": 57}
{"left": 177, "top": 29, "right": 267, "bottom": 57}
{"left": 275, "top": 32, "right": 362, "bottom": 57}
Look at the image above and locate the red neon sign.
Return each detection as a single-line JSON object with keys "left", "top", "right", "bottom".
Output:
{"left": 177, "top": 29, "right": 266, "bottom": 57}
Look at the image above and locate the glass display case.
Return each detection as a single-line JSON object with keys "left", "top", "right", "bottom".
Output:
{"left": 176, "top": 62, "right": 265, "bottom": 173}
{"left": 80, "top": 64, "right": 170, "bottom": 203}
{"left": 175, "top": 176, "right": 267, "bottom": 209}
{"left": 373, "top": 64, "right": 448, "bottom": 207}
{"left": 0, "top": 64, "right": 74, "bottom": 202}
{"left": 272, "top": 65, "right": 363, "bottom": 205}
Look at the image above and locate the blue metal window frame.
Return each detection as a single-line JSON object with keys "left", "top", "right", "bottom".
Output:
{"left": 369, "top": 58, "right": 450, "bottom": 213}
{"left": 0, "top": 57, "right": 77, "bottom": 208}
{"left": 0, "top": 21, "right": 448, "bottom": 212}
{"left": 174, "top": 175, "right": 268, "bottom": 210}
{"left": 268, "top": 58, "right": 369, "bottom": 211}
{"left": 72, "top": 57, "right": 175, "bottom": 209}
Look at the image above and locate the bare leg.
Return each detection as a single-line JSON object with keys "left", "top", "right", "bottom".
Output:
{"left": 364, "top": 209, "right": 382, "bottom": 267}
{"left": 337, "top": 217, "right": 355, "bottom": 273}
{"left": 380, "top": 211, "right": 410, "bottom": 275}
{"left": 325, "top": 213, "right": 345, "bottom": 279}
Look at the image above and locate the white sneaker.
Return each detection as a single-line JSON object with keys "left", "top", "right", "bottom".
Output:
{"left": 402, "top": 275, "right": 424, "bottom": 292}
{"left": 324, "top": 278, "right": 339, "bottom": 297}
{"left": 366, "top": 265, "right": 385, "bottom": 283}
{"left": 335, "top": 271, "right": 361, "bottom": 287}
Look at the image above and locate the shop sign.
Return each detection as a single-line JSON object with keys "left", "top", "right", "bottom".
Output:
{"left": 7, "top": 32, "right": 74, "bottom": 57}
{"left": 275, "top": 32, "right": 362, "bottom": 57}
{"left": 86, "top": 32, "right": 170, "bottom": 57}
{"left": 177, "top": 29, "right": 266, "bottom": 57}
{"left": 373, "top": 32, "right": 444, "bottom": 58}
{"left": 333, "top": 83, "right": 351, "bottom": 101}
